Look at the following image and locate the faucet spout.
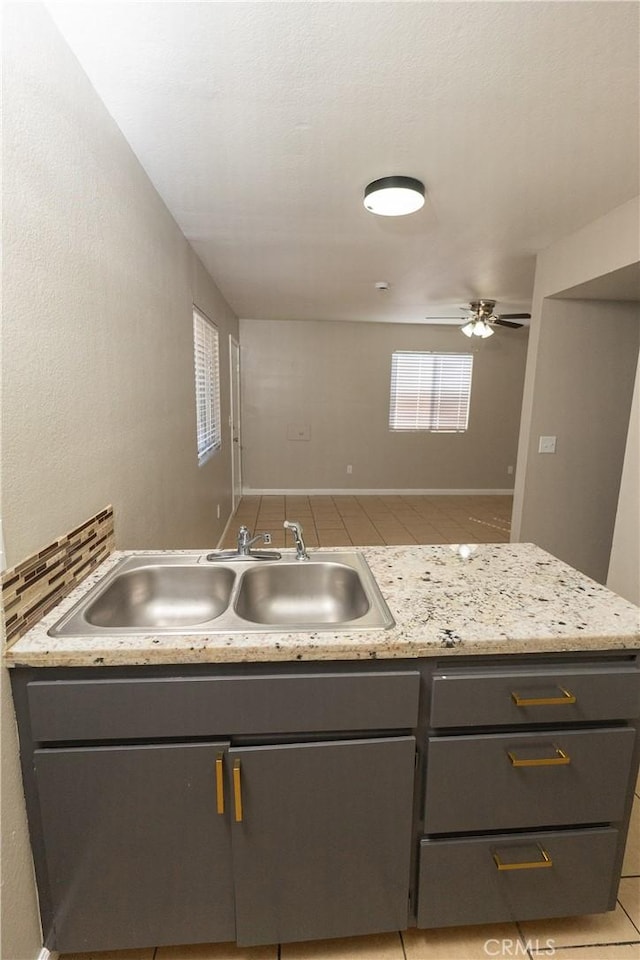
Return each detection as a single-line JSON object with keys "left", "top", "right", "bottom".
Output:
{"left": 283, "top": 520, "right": 309, "bottom": 560}
{"left": 237, "top": 525, "right": 270, "bottom": 556}
{"left": 205, "top": 526, "right": 280, "bottom": 561}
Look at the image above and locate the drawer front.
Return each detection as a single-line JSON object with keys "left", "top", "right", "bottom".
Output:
{"left": 430, "top": 664, "right": 640, "bottom": 728}
{"left": 424, "top": 726, "right": 635, "bottom": 833}
{"left": 417, "top": 827, "right": 619, "bottom": 928}
{"left": 27, "top": 671, "right": 420, "bottom": 741}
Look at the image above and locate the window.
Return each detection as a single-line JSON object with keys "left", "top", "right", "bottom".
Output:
{"left": 389, "top": 351, "right": 473, "bottom": 432}
{"left": 193, "top": 307, "right": 221, "bottom": 464}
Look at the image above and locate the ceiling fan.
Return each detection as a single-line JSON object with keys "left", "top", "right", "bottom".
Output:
{"left": 429, "top": 300, "right": 531, "bottom": 338}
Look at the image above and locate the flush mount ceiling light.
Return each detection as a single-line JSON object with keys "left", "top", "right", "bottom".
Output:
{"left": 363, "top": 176, "right": 425, "bottom": 216}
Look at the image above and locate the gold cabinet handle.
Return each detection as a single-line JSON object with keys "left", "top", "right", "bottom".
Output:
{"left": 511, "top": 686, "right": 576, "bottom": 707}
{"left": 233, "top": 759, "right": 243, "bottom": 823}
{"left": 493, "top": 844, "right": 553, "bottom": 871}
{"left": 215, "top": 753, "right": 225, "bottom": 815}
{"left": 507, "top": 745, "right": 570, "bottom": 767}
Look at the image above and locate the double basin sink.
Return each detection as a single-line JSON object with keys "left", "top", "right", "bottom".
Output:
{"left": 48, "top": 551, "right": 395, "bottom": 637}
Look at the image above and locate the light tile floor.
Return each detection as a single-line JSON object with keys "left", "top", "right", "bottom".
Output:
{"left": 62, "top": 505, "right": 640, "bottom": 960}
{"left": 221, "top": 495, "right": 513, "bottom": 549}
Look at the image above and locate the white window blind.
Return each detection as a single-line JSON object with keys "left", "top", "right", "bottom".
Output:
{"left": 389, "top": 351, "right": 473, "bottom": 432}
{"left": 193, "top": 308, "right": 221, "bottom": 464}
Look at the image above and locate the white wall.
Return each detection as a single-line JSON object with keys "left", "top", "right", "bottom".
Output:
{"left": 513, "top": 197, "right": 640, "bottom": 582}
{"left": 1, "top": 5, "right": 239, "bottom": 956}
{"left": 240, "top": 319, "right": 528, "bottom": 492}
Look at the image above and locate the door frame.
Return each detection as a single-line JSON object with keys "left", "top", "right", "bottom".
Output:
{"left": 229, "top": 336, "right": 242, "bottom": 511}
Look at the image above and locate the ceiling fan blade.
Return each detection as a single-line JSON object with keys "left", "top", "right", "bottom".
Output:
{"left": 497, "top": 313, "right": 531, "bottom": 320}
{"left": 493, "top": 319, "right": 524, "bottom": 329}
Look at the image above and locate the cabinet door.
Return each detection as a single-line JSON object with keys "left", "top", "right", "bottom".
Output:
{"left": 230, "top": 736, "right": 416, "bottom": 946}
{"left": 35, "top": 742, "right": 235, "bottom": 953}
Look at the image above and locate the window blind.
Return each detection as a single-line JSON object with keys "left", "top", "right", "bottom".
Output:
{"left": 389, "top": 351, "right": 473, "bottom": 432}
{"left": 193, "top": 308, "right": 222, "bottom": 464}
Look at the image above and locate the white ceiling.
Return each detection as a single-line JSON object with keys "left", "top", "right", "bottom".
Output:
{"left": 46, "top": 1, "right": 639, "bottom": 325}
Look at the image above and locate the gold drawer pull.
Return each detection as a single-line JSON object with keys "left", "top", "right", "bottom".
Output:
{"left": 215, "top": 753, "right": 225, "bottom": 815}
{"left": 508, "top": 745, "right": 570, "bottom": 767}
{"left": 512, "top": 686, "right": 576, "bottom": 707}
{"left": 233, "top": 759, "right": 243, "bottom": 823}
{"left": 494, "top": 844, "right": 553, "bottom": 871}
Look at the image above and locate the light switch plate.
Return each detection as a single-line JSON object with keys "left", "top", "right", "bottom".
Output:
{"left": 538, "top": 435, "right": 557, "bottom": 454}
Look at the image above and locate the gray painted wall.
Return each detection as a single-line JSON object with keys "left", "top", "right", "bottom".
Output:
{"left": 240, "top": 319, "right": 528, "bottom": 492}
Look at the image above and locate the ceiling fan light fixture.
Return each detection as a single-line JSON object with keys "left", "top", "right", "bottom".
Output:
{"left": 461, "top": 319, "right": 494, "bottom": 338}
{"left": 363, "top": 176, "right": 425, "bottom": 216}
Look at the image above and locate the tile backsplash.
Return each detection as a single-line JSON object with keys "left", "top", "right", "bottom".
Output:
{"left": 2, "top": 506, "right": 114, "bottom": 648}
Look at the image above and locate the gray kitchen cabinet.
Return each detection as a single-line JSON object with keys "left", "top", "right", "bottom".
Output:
{"left": 9, "top": 654, "right": 640, "bottom": 952}
{"left": 424, "top": 726, "right": 636, "bottom": 833}
{"left": 34, "top": 741, "right": 235, "bottom": 954}
{"left": 417, "top": 828, "right": 620, "bottom": 927}
{"left": 230, "top": 737, "right": 416, "bottom": 945}
{"left": 417, "top": 658, "right": 640, "bottom": 928}
{"left": 14, "top": 665, "right": 420, "bottom": 953}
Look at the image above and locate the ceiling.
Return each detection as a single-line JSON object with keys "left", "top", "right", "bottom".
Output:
{"left": 46, "top": 1, "right": 639, "bottom": 325}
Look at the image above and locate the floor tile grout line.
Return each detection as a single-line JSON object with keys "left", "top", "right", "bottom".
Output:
{"left": 516, "top": 919, "right": 537, "bottom": 959}
{"left": 536, "top": 937, "right": 640, "bottom": 953}
{"left": 398, "top": 928, "right": 408, "bottom": 960}
{"left": 617, "top": 890, "right": 640, "bottom": 937}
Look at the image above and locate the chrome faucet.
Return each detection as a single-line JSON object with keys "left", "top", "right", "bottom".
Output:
{"left": 237, "top": 525, "right": 272, "bottom": 556}
{"left": 284, "top": 520, "right": 309, "bottom": 560}
{"left": 205, "top": 526, "right": 280, "bottom": 561}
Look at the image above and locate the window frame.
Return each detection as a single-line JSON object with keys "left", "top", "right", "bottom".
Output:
{"left": 193, "top": 306, "right": 222, "bottom": 465}
{"left": 388, "top": 350, "right": 474, "bottom": 433}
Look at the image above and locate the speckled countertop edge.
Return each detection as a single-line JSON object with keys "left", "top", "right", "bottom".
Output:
{"left": 4, "top": 543, "right": 639, "bottom": 667}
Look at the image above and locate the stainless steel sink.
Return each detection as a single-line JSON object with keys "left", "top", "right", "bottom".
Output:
{"left": 48, "top": 551, "right": 394, "bottom": 637}
{"left": 83, "top": 565, "right": 236, "bottom": 628}
{"left": 234, "top": 562, "right": 370, "bottom": 625}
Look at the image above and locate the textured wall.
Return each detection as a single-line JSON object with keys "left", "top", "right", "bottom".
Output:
{"left": 1, "top": 6, "right": 238, "bottom": 957}
{"left": 517, "top": 299, "right": 639, "bottom": 583}
{"left": 240, "top": 318, "right": 528, "bottom": 492}
{"left": 607, "top": 353, "right": 640, "bottom": 603}
{"left": 512, "top": 197, "right": 640, "bottom": 583}
{"left": 2, "top": 5, "right": 238, "bottom": 568}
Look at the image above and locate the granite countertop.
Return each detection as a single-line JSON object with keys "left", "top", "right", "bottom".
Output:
{"left": 4, "top": 543, "right": 639, "bottom": 667}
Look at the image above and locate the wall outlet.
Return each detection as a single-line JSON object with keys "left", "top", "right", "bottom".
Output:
{"left": 538, "top": 436, "right": 557, "bottom": 454}
{"left": 507, "top": 465, "right": 514, "bottom": 475}
{"left": 346, "top": 464, "right": 353, "bottom": 475}
{"left": 216, "top": 504, "right": 221, "bottom": 519}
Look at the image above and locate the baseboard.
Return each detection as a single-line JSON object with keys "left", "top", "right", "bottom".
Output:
{"left": 242, "top": 488, "right": 514, "bottom": 497}
{"left": 37, "top": 948, "right": 58, "bottom": 960}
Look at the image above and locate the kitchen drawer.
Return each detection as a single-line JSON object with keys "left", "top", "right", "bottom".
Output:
{"left": 424, "top": 726, "right": 635, "bottom": 833}
{"left": 430, "top": 663, "right": 640, "bottom": 728}
{"left": 416, "top": 827, "right": 619, "bottom": 928}
{"left": 27, "top": 671, "right": 420, "bottom": 741}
